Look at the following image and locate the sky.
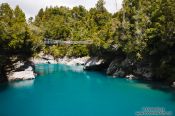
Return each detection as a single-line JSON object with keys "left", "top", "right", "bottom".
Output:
{"left": 0, "top": 0, "right": 123, "bottom": 19}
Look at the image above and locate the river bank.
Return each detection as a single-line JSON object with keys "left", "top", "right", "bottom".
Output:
{"left": 1, "top": 53, "right": 175, "bottom": 88}
{"left": 30, "top": 54, "right": 175, "bottom": 88}
{"left": 1, "top": 63, "right": 175, "bottom": 116}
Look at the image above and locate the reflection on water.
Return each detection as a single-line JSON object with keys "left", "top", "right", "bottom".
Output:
{"left": 9, "top": 80, "right": 34, "bottom": 88}
{"left": 0, "top": 64, "right": 175, "bottom": 116}
{"left": 35, "top": 64, "right": 85, "bottom": 76}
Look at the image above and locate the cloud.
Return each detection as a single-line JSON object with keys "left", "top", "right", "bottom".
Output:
{"left": 0, "top": 0, "right": 123, "bottom": 19}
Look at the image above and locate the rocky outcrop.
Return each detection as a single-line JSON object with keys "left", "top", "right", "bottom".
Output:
{"left": 31, "top": 52, "right": 154, "bottom": 81}
{"left": 113, "top": 68, "right": 126, "bottom": 77}
{"left": 7, "top": 61, "right": 36, "bottom": 81}
{"left": 106, "top": 59, "right": 123, "bottom": 75}
{"left": 32, "top": 54, "right": 57, "bottom": 64}
{"left": 133, "top": 67, "right": 152, "bottom": 80}
{"left": 105, "top": 57, "right": 153, "bottom": 80}
{"left": 58, "top": 57, "right": 89, "bottom": 65}
{"left": 83, "top": 57, "right": 109, "bottom": 71}
{"left": 106, "top": 58, "right": 134, "bottom": 77}
{"left": 31, "top": 55, "right": 89, "bottom": 66}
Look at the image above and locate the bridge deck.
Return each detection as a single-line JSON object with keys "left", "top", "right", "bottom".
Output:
{"left": 44, "top": 39, "right": 93, "bottom": 45}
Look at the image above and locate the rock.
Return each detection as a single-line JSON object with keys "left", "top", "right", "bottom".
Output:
{"left": 171, "top": 82, "right": 175, "bottom": 88}
{"left": 38, "top": 52, "right": 44, "bottom": 57}
{"left": 106, "top": 57, "right": 134, "bottom": 77}
{"left": 57, "top": 57, "right": 89, "bottom": 66}
{"left": 8, "top": 70, "right": 35, "bottom": 81}
{"left": 113, "top": 68, "right": 125, "bottom": 77}
{"left": 133, "top": 67, "right": 152, "bottom": 80}
{"left": 83, "top": 57, "right": 108, "bottom": 71}
{"left": 31, "top": 53, "right": 89, "bottom": 65}
{"left": 25, "top": 66, "right": 33, "bottom": 71}
{"left": 7, "top": 61, "right": 36, "bottom": 81}
{"left": 106, "top": 59, "right": 120, "bottom": 75}
{"left": 47, "top": 59, "right": 57, "bottom": 64}
{"left": 126, "top": 74, "right": 138, "bottom": 80}
{"left": 13, "top": 61, "right": 24, "bottom": 69}
{"left": 42, "top": 55, "right": 54, "bottom": 60}
{"left": 31, "top": 57, "right": 57, "bottom": 64}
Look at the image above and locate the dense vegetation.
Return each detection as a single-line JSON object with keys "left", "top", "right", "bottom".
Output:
{"left": 0, "top": 0, "right": 175, "bottom": 83}
{"left": 0, "top": 3, "right": 42, "bottom": 55}
{"left": 32, "top": 0, "right": 115, "bottom": 57}
{"left": 0, "top": 3, "right": 42, "bottom": 80}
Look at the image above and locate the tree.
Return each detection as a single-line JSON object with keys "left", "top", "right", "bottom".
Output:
{"left": 28, "top": 17, "right": 33, "bottom": 24}
{"left": 96, "top": 0, "right": 106, "bottom": 12}
{"left": 34, "top": 8, "right": 44, "bottom": 26}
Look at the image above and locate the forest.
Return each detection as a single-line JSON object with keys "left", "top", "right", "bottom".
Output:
{"left": 0, "top": 0, "right": 175, "bottom": 83}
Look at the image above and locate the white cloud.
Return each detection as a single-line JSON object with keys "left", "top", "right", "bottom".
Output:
{"left": 0, "top": 0, "right": 123, "bottom": 19}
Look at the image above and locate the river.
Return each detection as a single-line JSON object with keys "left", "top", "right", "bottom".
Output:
{"left": 0, "top": 64, "right": 175, "bottom": 116}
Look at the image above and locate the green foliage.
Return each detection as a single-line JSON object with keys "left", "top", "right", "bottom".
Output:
{"left": 0, "top": 3, "right": 43, "bottom": 55}
{"left": 33, "top": 0, "right": 116, "bottom": 57}
{"left": 115, "top": 0, "right": 175, "bottom": 80}
{"left": 1, "top": 0, "right": 175, "bottom": 81}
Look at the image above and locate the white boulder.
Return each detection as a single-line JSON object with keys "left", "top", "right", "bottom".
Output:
{"left": 126, "top": 74, "right": 137, "bottom": 80}
{"left": 172, "top": 82, "right": 175, "bottom": 88}
{"left": 8, "top": 70, "right": 35, "bottom": 81}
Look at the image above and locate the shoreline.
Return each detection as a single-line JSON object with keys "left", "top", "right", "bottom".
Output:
{"left": 2, "top": 54, "right": 175, "bottom": 88}
{"left": 31, "top": 55, "right": 175, "bottom": 88}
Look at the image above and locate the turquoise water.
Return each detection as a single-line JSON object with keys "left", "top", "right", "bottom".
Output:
{"left": 0, "top": 64, "right": 175, "bottom": 116}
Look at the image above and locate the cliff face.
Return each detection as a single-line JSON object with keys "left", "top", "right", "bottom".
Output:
{"left": 84, "top": 56, "right": 153, "bottom": 80}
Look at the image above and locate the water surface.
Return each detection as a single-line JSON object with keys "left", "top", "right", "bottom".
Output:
{"left": 0, "top": 64, "right": 175, "bottom": 116}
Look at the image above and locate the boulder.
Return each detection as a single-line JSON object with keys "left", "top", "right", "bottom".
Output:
{"left": 106, "top": 59, "right": 120, "bottom": 75}
{"left": 126, "top": 74, "right": 138, "bottom": 80}
{"left": 57, "top": 57, "right": 89, "bottom": 66}
{"left": 25, "top": 66, "right": 33, "bottom": 71}
{"left": 113, "top": 68, "right": 125, "bottom": 77}
{"left": 8, "top": 70, "right": 35, "bottom": 81}
{"left": 171, "top": 82, "right": 175, "bottom": 88}
{"left": 7, "top": 61, "right": 36, "bottom": 81}
{"left": 106, "top": 57, "right": 134, "bottom": 77}
{"left": 83, "top": 57, "right": 108, "bottom": 71}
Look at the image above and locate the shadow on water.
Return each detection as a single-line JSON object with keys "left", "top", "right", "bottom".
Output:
{"left": 35, "top": 64, "right": 175, "bottom": 100}
{"left": 35, "top": 64, "right": 86, "bottom": 76}
{"left": 134, "top": 79, "right": 175, "bottom": 102}
{"left": 0, "top": 82, "right": 9, "bottom": 92}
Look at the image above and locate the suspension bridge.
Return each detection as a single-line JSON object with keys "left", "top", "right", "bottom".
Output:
{"left": 44, "top": 39, "right": 93, "bottom": 45}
